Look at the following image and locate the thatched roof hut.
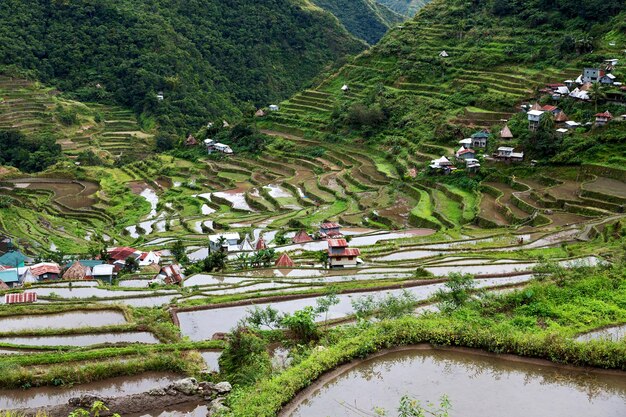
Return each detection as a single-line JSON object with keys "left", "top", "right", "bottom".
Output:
{"left": 63, "top": 261, "right": 90, "bottom": 280}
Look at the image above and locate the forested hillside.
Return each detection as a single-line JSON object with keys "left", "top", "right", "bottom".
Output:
{"left": 375, "top": 0, "right": 431, "bottom": 16}
{"left": 0, "top": 0, "right": 364, "bottom": 133}
{"left": 312, "top": 0, "right": 404, "bottom": 44}
{"left": 261, "top": 0, "right": 626, "bottom": 168}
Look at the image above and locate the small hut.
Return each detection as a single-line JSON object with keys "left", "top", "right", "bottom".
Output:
{"left": 275, "top": 253, "right": 295, "bottom": 268}
{"left": 255, "top": 237, "right": 268, "bottom": 250}
{"left": 292, "top": 230, "right": 313, "bottom": 244}
{"left": 185, "top": 135, "right": 199, "bottom": 146}
{"left": 255, "top": 109, "right": 267, "bottom": 117}
{"left": 439, "top": 50, "right": 449, "bottom": 57}
{"left": 341, "top": 84, "right": 350, "bottom": 92}
{"left": 20, "top": 268, "right": 38, "bottom": 285}
{"left": 500, "top": 125, "right": 513, "bottom": 139}
{"left": 63, "top": 261, "right": 90, "bottom": 280}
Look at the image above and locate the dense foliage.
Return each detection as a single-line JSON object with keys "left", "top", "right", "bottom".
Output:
{"left": 375, "top": 0, "right": 430, "bottom": 16}
{"left": 312, "top": 0, "right": 404, "bottom": 44}
{"left": 0, "top": 0, "right": 364, "bottom": 133}
{"left": 0, "top": 130, "right": 61, "bottom": 172}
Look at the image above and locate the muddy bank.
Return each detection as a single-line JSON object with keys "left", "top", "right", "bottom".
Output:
{"left": 10, "top": 378, "right": 233, "bottom": 417}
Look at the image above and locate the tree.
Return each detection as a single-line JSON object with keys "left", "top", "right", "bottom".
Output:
{"left": 202, "top": 251, "right": 227, "bottom": 272}
{"left": 123, "top": 256, "right": 139, "bottom": 273}
{"left": 435, "top": 273, "right": 475, "bottom": 313}
{"left": 171, "top": 239, "right": 188, "bottom": 263}
{"left": 236, "top": 253, "right": 250, "bottom": 270}
{"left": 590, "top": 82, "right": 607, "bottom": 112}
{"left": 315, "top": 288, "right": 340, "bottom": 323}
{"left": 245, "top": 305, "right": 281, "bottom": 330}
{"left": 218, "top": 326, "right": 271, "bottom": 386}
{"left": 281, "top": 306, "right": 319, "bottom": 342}
{"left": 317, "top": 251, "right": 329, "bottom": 269}
{"left": 155, "top": 134, "right": 176, "bottom": 152}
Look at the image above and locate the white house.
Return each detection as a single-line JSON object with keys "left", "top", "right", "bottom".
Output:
{"left": 156, "top": 92, "right": 164, "bottom": 101}
{"left": 458, "top": 138, "right": 472, "bottom": 148}
{"left": 138, "top": 251, "right": 161, "bottom": 267}
{"left": 439, "top": 50, "right": 449, "bottom": 57}
{"left": 582, "top": 68, "right": 601, "bottom": 83}
{"left": 496, "top": 147, "right": 524, "bottom": 162}
{"left": 341, "top": 85, "right": 350, "bottom": 92}
{"left": 92, "top": 264, "right": 116, "bottom": 284}
{"left": 565, "top": 121, "right": 581, "bottom": 129}
{"left": 209, "top": 233, "right": 241, "bottom": 253}
{"left": 595, "top": 111, "right": 613, "bottom": 126}
{"left": 600, "top": 73, "right": 616, "bottom": 84}
{"left": 269, "top": 105, "right": 280, "bottom": 112}
{"left": 214, "top": 143, "right": 233, "bottom": 154}
{"left": 527, "top": 110, "right": 544, "bottom": 131}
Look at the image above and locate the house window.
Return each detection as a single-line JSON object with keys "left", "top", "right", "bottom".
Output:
{"left": 348, "top": 257, "right": 354, "bottom": 260}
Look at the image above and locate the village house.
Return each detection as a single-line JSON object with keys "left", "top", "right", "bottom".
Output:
{"left": 156, "top": 91, "right": 164, "bottom": 101}
{"left": 29, "top": 262, "right": 61, "bottom": 281}
{"left": 429, "top": 156, "right": 455, "bottom": 174}
{"left": 554, "top": 112, "right": 568, "bottom": 126}
{"left": 471, "top": 131, "right": 489, "bottom": 148}
{"left": 319, "top": 222, "right": 342, "bottom": 238}
{"left": 204, "top": 139, "right": 234, "bottom": 155}
{"left": 138, "top": 251, "right": 161, "bottom": 267}
{"left": 341, "top": 84, "right": 350, "bottom": 92}
{"left": 92, "top": 264, "right": 116, "bottom": 284}
{"left": 458, "top": 138, "right": 472, "bottom": 148}
{"left": 269, "top": 105, "right": 280, "bottom": 112}
{"left": 275, "top": 253, "right": 295, "bottom": 268}
{"left": 595, "top": 111, "right": 613, "bottom": 126}
{"left": 184, "top": 135, "right": 198, "bottom": 146}
{"left": 0, "top": 269, "right": 21, "bottom": 288}
{"left": 582, "top": 68, "right": 601, "bottom": 83}
{"left": 239, "top": 235, "right": 255, "bottom": 252}
{"left": 293, "top": 230, "right": 313, "bottom": 244}
{"left": 465, "top": 159, "right": 481, "bottom": 173}
{"left": 439, "top": 50, "right": 449, "bottom": 57}
{"left": 255, "top": 237, "right": 268, "bottom": 250}
{"left": 455, "top": 147, "right": 476, "bottom": 161}
{"left": 327, "top": 239, "right": 361, "bottom": 268}
{"left": 600, "top": 73, "right": 616, "bottom": 85}
{"left": 0, "top": 250, "right": 28, "bottom": 268}
{"left": 527, "top": 109, "right": 545, "bottom": 131}
{"left": 208, "top": 233, "right": 241, "bottom": 253}
{"left": 565, "top": 120, "right": 582, "bottom": 130}
{"left": 495, "top": 147, "right": 524, "bottom": 163}
{"left": 108, "top": 247, "right": 142, "bottom": 263}
{"left": 254, "top": 109, "right": 266, "bottom": 117}
{"left": 62, "top": 261, "right": 93, "bottom": 280}
{"left": 0, "top": 236, "right": 13, "bottom": 254}
{"left": 555, "top": 128, "right": 569, "bottom": 138}
{"left": 155, "top": 264, "right": 185, "bottom": 285}
{"left": 500, "top": 125, "right": 513, "bottom": 140}
{"left": 541, "top": 105, "right": 561, "bottom": 116}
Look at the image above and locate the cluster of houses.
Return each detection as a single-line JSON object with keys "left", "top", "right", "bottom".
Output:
{"left": 429, "top": 126, "right": 524, "bottom": 174}
{"left": 184, "top": 135, "right": 233, "bottom": 155}
{"left": 542, "top": 62, "right": 624, "bottom": 102}
{"left": 0, "top": 245, "right": 184, "bottom": 294}
{"left": 209, "top": 222, "right": 361, "bottom": 268}
{"left": 526, "top": 101, "right": 619, "bottom": 137}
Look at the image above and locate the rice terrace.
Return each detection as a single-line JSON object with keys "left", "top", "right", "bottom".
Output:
{"left": 0, "top": 0, "right": 625, "bottom": 416}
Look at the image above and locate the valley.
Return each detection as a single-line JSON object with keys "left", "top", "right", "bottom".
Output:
{"left": 0, "top": 0, "right": 625, "bottom": 416}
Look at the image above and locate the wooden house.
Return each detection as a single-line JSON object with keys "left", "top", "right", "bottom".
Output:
{"left": 185, "top": 135, "right": 199, "bottom": 146}
{"left": 595, "top": 111, "right": 613, "bottom": 126}
{"left": 495, "top": 147, "right": 524, "bottom": 163}
{"left": 156, "top": 264, "right": 185, "bottom": 285}
{"left": 527, "top": 110, "right": 544, "bottom": 131}
{"left": 29, "top": 262, "right": 61, "bottom": 281}
{"left": 320, "top": 223, "right": 342, "bottom": 237}
{"left": 456, "top": 147, "right": 476, "bottom": 161}
{"left": 293, "top": 230, "right": 313, "bottom": 244}
{"left": 92, "top": 264, "right": 116, "bottom": 284}
{"left": 499, "top": 125, "right": 513, "bottom": 140}
{"left": 327, "top": 239, "right": 360, "bottom": 268}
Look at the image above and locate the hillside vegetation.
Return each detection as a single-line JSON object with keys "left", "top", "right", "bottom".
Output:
{"left": 312, "top": 0, "right": 405, "bottom": 44}
{"left": 260, "top": 0, "right": 626, "bottom": 166}
{"left": 0, "top": 0, "right": 364, "bottom": 133}
{"left": 375, "top": 0, "right": 431, "bottom": 16}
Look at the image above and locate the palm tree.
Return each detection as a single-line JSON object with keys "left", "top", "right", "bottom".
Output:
{"left": 590, "top": 82, "right": 606, "bottom": 112}
{"left": 217, "top": 236, "right": 228, "bottom": 253}
{"left": 236, "top": 253, "right": 250, "bottom": 270}
{"left": 251, "top": 252, "right": 264, "bottom": 268}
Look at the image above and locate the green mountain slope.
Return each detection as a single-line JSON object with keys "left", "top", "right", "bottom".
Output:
{"left": 261, "top": 0, "right": 625, "bottom": 167}
{"left": 312, "top": 0, "right": 405, "bottom": 44}
{"left": 375, "top": 0, "right": 431, "bottom": 16}
{"left": 0, "top": 0, "right": 364, "bottom": 133}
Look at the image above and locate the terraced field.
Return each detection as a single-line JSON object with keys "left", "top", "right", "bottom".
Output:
{"left": 0, "top": 75, "right": 154, "bottom": 158}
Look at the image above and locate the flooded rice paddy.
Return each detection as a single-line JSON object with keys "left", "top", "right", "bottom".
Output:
{"left": 200, "top": 350, "right": 221, "bottom": 372}
{"left": 178, "top": 275, "right": 532, "bottom": 340}
{"left": 0, "top": 331, "right": 159, "bottom": 347}
{"left": 285, "top": 348, "right": 626, "bottom": 417}
{"left": 0, "top": 310, "right": 127, "bottom": 332}
{"left": 576, "top": 324, "right": 626, "bottom": 342}
{"left": 0, "top": 373, "right": 179, "bottom": 410}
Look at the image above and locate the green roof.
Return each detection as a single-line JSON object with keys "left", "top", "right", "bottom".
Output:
{"left": 0, "top": 251, "right": 27, "bottom": 267}
{"left": 0, "top": 269, "right": 20, "bottom": 284}
{"left": 471, "top": 131, "right": 489, "bottom": 139}
{"left": 65, "top": 260, "right": 104, "bottom": 269}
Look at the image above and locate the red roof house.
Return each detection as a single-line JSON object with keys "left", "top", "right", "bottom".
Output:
{"left": 157, "top": 264, "right": 185, "bottom": 285}
{"left": 29, "top": 263, "right": 61, "bottom": 280}
{"left": 292, "top": 230, "right": 313, "bottom": 244}
{"left": 595, "top": 111, "right": 613, "bottom": 126}
{"left": 108, "top": 247, "right": 139, "bottom": 262}
{"left": 275, "top": 253, "right": 295, "bottom": 268}
{"left": 327, "top": 239, "right": 360, "bottom": 268}
{"left": 255, "top": 237, "right": 268, "bottom": 250}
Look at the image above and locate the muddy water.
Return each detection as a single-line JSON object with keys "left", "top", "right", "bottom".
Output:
{"left": 0, "top": 310, "right": 127, "bottom": 332}
{"left": 130, "top": 404, "right": 208, "bottom": 417}
{"left": 576, "top": 324, "right": 626, "bottom": 342}
{"left": 178, "top": 275, "right": 532, "bottom": 340}
{"left": 0, "top": 373, "right": 179, "bottom": 410}
{"left": 0, "top": 331, "right": 159, "bottom": 347}
{"left": 200, "top": 351, "right": 221, "bottom": 372}
{"left": 285, "top": 348, "right": 626, "bottom": 417}
{"left": 374, "top": 250, "right": 441, "bottom": 261}
{"left": 213, "top": 191, "right": 254, "bottom": 212}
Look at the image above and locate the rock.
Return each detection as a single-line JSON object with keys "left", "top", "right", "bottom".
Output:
{"left": 213, "top": 382, "right": 232, "bottom": 394}
{"left": 207, "top": 399, "right": 229, "bottom": 416}
{"left": 166, "top": 389, "right": 178, "bottom": 396}
{"left": 148, "top": 388, "right": 167, "bottom": 396}
{"left": 68, "top": 394, "right": 107, "bottom": 408}
{"left": 172, "top": 377, "right": 199, "bottom": 395}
